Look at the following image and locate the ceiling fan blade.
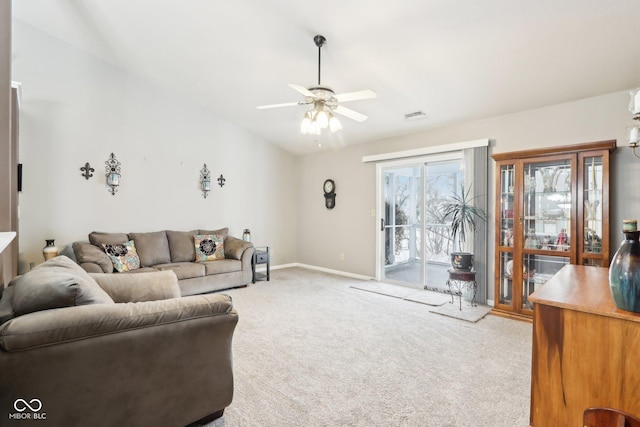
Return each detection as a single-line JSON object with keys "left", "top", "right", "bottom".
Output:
{"left": 334, "top": 105, "right": 368, "bottom": 122}
{"left": 257, "top": 102, "right": 301, "bottom": 110}
{"left": 289, "top": 84, "right": 317, "bottom": 98}
{"left": 334, "top": 89, "right": 377, "bottom": 103}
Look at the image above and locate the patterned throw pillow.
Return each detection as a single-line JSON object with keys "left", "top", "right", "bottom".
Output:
{"left": 194, "top": 234, "right": 225, "bottom": 262}
{"left": 102, "top": 240, "right": 141, "bottom": 272}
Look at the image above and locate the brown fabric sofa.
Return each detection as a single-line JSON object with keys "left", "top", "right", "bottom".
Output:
{"left": 0, "top": 256, "right": 238, "bottom": 427}
{"left": 69, "top": 227, "right": 254, "bottom": 296}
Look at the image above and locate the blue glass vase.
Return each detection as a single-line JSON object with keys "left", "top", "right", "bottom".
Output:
{"left": 609, "top": 230, "right": 640, "bottom": 313}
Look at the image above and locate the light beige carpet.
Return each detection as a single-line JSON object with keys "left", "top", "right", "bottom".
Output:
{"left": 205, "top": 267, "right": 532, "bottom": 427}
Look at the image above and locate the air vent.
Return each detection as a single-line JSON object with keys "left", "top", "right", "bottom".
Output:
{"left": 404, "top": 111, "right": 427, "bottom": 121}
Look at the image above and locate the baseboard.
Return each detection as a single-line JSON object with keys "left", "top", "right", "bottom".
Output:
{"left": 261, "top": 262, "right": 374, "bottom": 281}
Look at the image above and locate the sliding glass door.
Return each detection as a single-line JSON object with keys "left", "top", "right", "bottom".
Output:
{"left": 383, "top": 165, "right": 423, "bottom": 287}
{"left": 380, "top": 156, "right": 462, "bottom": 291}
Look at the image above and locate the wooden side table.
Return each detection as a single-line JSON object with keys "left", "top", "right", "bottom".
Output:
{"left": 446, "top": 269, "right": 477, "bottom": 310}
{"left": 252, "top": 247, "right": 270, "bottom": 283}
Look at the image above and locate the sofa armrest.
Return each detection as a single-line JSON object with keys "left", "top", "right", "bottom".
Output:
{"left": 225, "top": 235, "right": 254, "bottom": 260}
{"left": 90, "top": 270, "right": 181, "bottom": 303}
{"left": 73, "top": 242, "right": 113, "bottom": 273}
{"left": 0, "top": 293, "right": 234, "bottom": 352}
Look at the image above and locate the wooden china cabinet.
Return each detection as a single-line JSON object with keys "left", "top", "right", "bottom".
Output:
{"left": 491, "top": 140, "right": 616, "bottom": 320}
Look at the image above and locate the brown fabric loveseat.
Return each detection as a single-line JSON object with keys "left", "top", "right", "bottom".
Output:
{"left": 0, "top": 256, "right": 238, "bottom": 426}
{"left": 69, "top": 227, "right": 254, "bottom": 296}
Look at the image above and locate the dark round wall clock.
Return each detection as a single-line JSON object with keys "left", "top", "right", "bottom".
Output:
{"left": 323, "top": 179, "right": 336, "bottom": 209}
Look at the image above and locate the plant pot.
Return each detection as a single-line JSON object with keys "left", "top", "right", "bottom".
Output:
{"left": 451, "top": 252, "right": 473, "bottom": 272}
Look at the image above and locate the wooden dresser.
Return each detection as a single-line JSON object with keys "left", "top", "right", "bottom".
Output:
{"left": 528, "top": 265, "right": 640, "bottom": 427}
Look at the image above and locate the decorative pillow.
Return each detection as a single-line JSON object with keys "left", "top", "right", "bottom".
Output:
{"left": 102, "top": 240, "right": 141, "bottom": 272}
{"left": 194, "top": 234, "right": 224, "bottom": 262}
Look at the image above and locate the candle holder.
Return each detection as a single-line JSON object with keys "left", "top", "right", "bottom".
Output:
{"left": 200, "top": 164, "right": 211, "bottom": 198}
{"left": 105, "top": 153, "right": 121, "bottom": 195}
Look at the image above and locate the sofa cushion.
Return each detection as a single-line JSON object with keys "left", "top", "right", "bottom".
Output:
{"left": 154, "top": 262, "right": 206, "bottom": 280}
{"left": 199, "top": 227, "right": 229, "bottom": 240}
{"left": 203, "top": 259, "right": 242, "bottom": 275}
{"left": 102, "top": 240, "right": 141, "bottom": 272}
{"left": 195, "top": 234, "right": 225, "bottom": 262}
{"left": 90, "top": 270, "right": 181, "bottom": 303}
{"left": 10, "top": 256, "right": 114, "bottom": 316}
{"left": 128, "top": 231, "right": 171, "bottom": 267}
{"left": 73, "top": 242, "right": 114, "bottom": 273}
{"left": 166, "top": 230, "right": 198, "bottom": 262}
{"left": 89, "top": 231, "right": 129, "bottom": 247}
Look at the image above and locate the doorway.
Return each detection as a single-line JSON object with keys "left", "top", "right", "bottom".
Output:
{"left": 379, "top": 156, "right": 462, "bottom": 292}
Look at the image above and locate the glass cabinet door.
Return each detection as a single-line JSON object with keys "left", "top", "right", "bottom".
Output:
{"left": 521, "top": 254, "right": 569, "bottom": 311}
{"left": 522, "top": 159, "right": 572, "bottom": 253}
{"left": 582, "top": 155, "right": 604, "bottom": 266}
{"left": 497, "top": 164, "right": 516, "bottom": 311}
{"left": 520, "top": 158, "right": 573, "bottom": 312}
{"left": 500, "top": 165, "right": 515, "bottom": 249}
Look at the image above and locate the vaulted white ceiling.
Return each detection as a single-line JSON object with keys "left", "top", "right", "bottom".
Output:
{"left": 12, "top": 0, "right": 640, "bottom": 155}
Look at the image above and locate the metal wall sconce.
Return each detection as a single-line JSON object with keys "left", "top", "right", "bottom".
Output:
{"left": 105, "top": 153, "right": 121, "bottom": 195}
{"left": 80, "top": 162, "right": 94, "bottom": 180}
{"left": 200, "top": 164, "right": 211, "bottom": 198}
{"left": 628, "top": 88, "right": 640, "bottom": 158}
{"left": 218, "top": 174, "right": 226, "bottom": 187}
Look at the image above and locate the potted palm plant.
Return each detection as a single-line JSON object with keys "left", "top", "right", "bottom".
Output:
{"left": 441, "top": 184, "right": 487, "bottom": 271}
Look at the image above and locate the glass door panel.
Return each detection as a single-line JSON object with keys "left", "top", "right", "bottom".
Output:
{"left": 522, "top": 254, "right": 570, "bottom": 310}
{"left": 500, "top": 165, "right": 515, "bottom": 248}
{"left": 523, "top": 160, "right": 572, "bottom": 253}
{"left": 499, "top": 251, "right": 514, "bottom": 307}
{"left": 424, "top": 161, "right": 462, "bottom": 291}
{"left": 583, "top": 156, "right": 604, "bottom": 264}
{"left": 384, "top": 165, "right": 422, "bottom": 287}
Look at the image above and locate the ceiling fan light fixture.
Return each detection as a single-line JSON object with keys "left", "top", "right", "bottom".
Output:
{"left": 309, "top": 119, "right": 321, "bottom": 135}
{"left": 315, "top": 109, "right": 329, "bottom": 129}
{"left": 300, "top": 111, "right": 313, "bottom": 134}
{"left": 259, "top": 34, "right": 376, "bottom": 137}
{"left": 329, "top": 113, "right": 342, "bottom": 133}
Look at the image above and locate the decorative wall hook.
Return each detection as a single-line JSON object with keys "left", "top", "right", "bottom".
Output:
{"left": 80, "top": 162, "right": 94, "bottom": 180}
{"left": 200, "top": 164, "right": 211, "bottom": 198}
{"left": 217, "top": 174, "right": 226, "bottom": 187}
{"left": 105, "top": 153, "right": 121, "bottom": 196}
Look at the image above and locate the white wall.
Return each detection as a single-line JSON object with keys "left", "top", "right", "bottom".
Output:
{"left": 297, "top": 90, "right": 640, "bottom": 299}
{"left": 12, "top": 20, "right": 298, "bottom": 272}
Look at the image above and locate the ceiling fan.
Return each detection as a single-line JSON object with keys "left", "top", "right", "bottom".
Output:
{"left": 257, "top": 34, "right": 377, "bottom": 135}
